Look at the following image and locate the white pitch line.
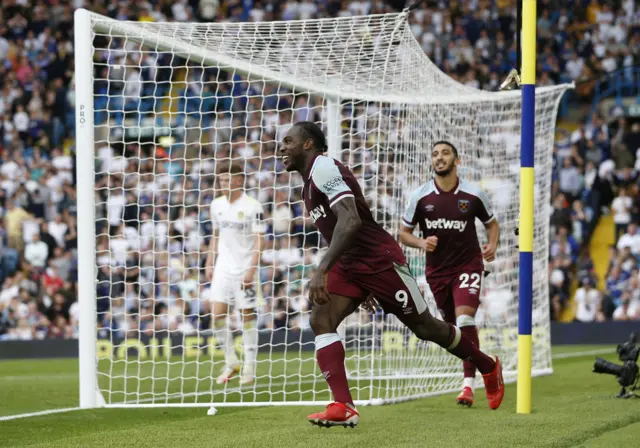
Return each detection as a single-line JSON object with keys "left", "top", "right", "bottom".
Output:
{"left": 0, "top": 374, "right": 77, "bottom": 381}
{"left": 551, "top": 348, "right": 615, "bottom": 359}
{"left": 0, "top": 407, "right": 81, "bottom": 422}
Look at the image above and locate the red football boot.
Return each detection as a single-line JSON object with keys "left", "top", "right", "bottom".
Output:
{"left": 482, "top": 356, "right": 504, "bottom": 410}
{"left": 308, "top": 402, "right": 359, "bottom": 428}
{"left": 456, "top": 386, "right": 474, "bottom": 407}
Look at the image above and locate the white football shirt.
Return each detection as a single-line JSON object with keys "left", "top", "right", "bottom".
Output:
{"left": 211, "top": 193, "right": 266, "bottom": 275}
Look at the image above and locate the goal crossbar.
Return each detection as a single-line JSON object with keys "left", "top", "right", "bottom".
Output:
{"left": 83, "top": 9, "right": 568, "bottom": 105}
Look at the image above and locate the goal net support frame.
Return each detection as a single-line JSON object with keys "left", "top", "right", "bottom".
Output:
{"left": 74, "top": 8, "right": 571, "bottom": 410}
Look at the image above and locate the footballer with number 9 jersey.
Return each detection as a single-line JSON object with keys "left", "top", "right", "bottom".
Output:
{"left": 400, "top": 141, "right": 500, "bottom": 408}
{"left": 280, "top": 123, "right": 504, "bottom": 428}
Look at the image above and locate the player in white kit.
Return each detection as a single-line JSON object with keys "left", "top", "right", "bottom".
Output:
{"left": 205, "top": 161, "right": 266, "bottom": 385}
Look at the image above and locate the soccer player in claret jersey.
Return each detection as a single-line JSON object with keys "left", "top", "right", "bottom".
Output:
{"left": 205, "top": 161, "right": 266, "bottom": 386}
{"left": 280, "top": 122, "right": 504, "bottom": 428}
{"left": 400, "top": 141, "right": 501, "bottom": 408}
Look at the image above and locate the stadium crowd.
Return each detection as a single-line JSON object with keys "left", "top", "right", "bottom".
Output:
{"left": 550, "top": 117, "right": 640, "bottom": 323}
{"left": 0, "top": 0, "right": 639, "bottom": 340}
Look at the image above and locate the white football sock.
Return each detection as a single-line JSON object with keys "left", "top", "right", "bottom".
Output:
{"left": 242, "top": 319, "right": 258, "bottom": 369}
{"left": 463, "top": 377, "right": 476, "bottom": 391}
{"left": 215, "top": 319, "right": 239, "bottom": 367}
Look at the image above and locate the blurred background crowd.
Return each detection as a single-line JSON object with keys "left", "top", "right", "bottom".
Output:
{"left": 0, "top": 0, "right": 639, "bottom": 341}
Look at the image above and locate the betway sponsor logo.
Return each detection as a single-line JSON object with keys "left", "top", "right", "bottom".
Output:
{"left": 310, "top": 205, "right": 327, "bottom": 223}
{"left": 424, "top": 218, "right": 467, "bottom": 232}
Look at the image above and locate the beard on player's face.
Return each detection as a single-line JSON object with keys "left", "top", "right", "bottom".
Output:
{"left": 281, "top": 145, "right": 302, "bottom": 172}
{"left": 433, "top": 157, "right": 456, "bottom": 176}
{"left": 280, "top": 135, "right": 302, "bottom": 172}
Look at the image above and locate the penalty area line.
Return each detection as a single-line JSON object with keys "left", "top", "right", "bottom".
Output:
{"left": 0, "top": 407, "right": 82, "bottom": 422}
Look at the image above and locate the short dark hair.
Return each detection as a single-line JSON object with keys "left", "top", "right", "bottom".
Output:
{"left": 216, "top": 160, "right": 244, "bottom": 175}
{"left": 294, "top": 121, "right": 328, "bottom": 152}
{"left": 433, "top": 140, "right": 459, "bottom": 158}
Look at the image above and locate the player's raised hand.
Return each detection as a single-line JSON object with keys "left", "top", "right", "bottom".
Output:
{"left": 309, "top": 269, "right": 330, "bottom": 305}
{"left": 422, "top": 236, "right": 438, "bottom": 252}
{"left": 482, "top": 243, "right": 497, "bottom": 262}
{"left": 360, "top": 294, "right": 379, "bottom": 313}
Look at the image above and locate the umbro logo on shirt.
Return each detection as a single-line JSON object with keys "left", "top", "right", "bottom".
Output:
{"left": 425, "top": 204, "right": 435, "bottom": 212}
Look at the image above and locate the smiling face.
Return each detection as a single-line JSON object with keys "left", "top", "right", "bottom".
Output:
{"left": 431, "top": 142, "right": 459, "bottom": 177}
{"left": 279, "top": 125, "right": 314, "bottom": 173}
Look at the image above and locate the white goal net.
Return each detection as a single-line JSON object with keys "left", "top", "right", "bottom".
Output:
{"left": 74, "top": 9, "right": 570, "bottom": 408}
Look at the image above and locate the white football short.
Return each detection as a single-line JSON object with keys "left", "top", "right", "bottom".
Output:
{"left": 208, "top": 268, "right": 258, "bottom": 310}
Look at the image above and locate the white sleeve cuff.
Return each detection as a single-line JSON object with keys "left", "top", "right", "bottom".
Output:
{"left": 483, "top": 215, "right": 496, "bottom": 225}
{"left": 402, "top": 218, "right": 416, "bottom": 229}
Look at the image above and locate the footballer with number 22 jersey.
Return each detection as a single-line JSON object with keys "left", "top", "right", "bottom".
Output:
{"left": 400, "top": 140, "right": 500, "bottom": 408}
{"left": 402, "top": 178, "right": 495, "bottom": 280}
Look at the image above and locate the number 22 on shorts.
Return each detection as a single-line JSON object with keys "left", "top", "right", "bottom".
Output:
{"left": 459, "top": 273, "right": 480, "bottom": 289}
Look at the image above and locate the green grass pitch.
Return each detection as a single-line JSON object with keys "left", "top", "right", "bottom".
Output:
{"left": 1, "top": 345, "right": 639, "bottom": 448}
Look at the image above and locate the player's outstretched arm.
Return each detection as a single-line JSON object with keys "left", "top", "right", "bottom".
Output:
{"left": 205, "top": 230, "right": 219, "bottom": 280}
{"left": 482, "top": 218, "right": 500, "bottom": 262}
{"left": 308, "top": 197, "right": 361, "bottom": 305}
{"left": 245, "top": 203, "right": 267, "bottom": 286}
{"left": 244, "top": 232, "right": 264, "bottom": 286}
{"left": 399, "top": 225, "right": 434, "bottom": 252}
{"left": 318, "top": 197, "right": 362, "bottom": 273}
{"left": 474, "top": 186, "right": 499, "bottom": 262}
{"left": 399, "top": 225, "right": 423, "bottom": 248}
{"left": 400, "top": 188, "right": 436, "bottom": 252}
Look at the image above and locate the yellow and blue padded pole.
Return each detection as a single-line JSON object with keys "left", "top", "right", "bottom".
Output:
{"left": 517, "top": 0, "right": 536, "bottom": 415}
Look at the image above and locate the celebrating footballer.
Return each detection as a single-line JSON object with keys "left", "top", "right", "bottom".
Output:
{"left": 279, "top": 122, "right": 504, "bottom": 428}
{"left": 401, "top": 141, "right": 500, "bottom": 407}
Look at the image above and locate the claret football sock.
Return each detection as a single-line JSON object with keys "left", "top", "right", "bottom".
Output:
{"left": 460, "top": 325, "right": 479, "bottom": 384}
{"left": 315, "top": 333, "right": 354, "bottom": 406}
{"left": 445, "top": 324, "right": 495, "bottom": 375}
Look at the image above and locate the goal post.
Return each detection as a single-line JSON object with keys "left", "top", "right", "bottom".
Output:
{"left": 74, "top": 8, "right": 571, "bottom": 409}
{"left": 75, "top": 8, "right": 98, "bottom": 409}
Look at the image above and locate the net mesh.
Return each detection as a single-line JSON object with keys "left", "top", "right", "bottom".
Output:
{"left": 84, "top": 11, "right": 569, "bottom": 406}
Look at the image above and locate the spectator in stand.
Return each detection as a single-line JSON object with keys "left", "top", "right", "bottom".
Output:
{"left": 606, "top": 263, "right": 629, "bottom": 310}
{"left": 558, "top": 157, "right": 582, "bottom": 202}
{"left": 573, "top": 278, "right": 605, "bottom": 323}
{"left": 550, "top": 193, "right": 572, "bottom": 235}
{"left": 612, "top": 289, "right": 640, "bottom": 321}
{"left": 571, "top": 200, "right": 588, "bottom": 245}
{"left": 617, "top": 223, "right": 640, "bottom": 259}
{"left": 24, "top": 232, "right": 48, "bottom": 271}
{"left": 611, "top": 186, "right": 633, "bottom": 240}
{"left": 549, "top": 262, "right": 567, "bottom": 321}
